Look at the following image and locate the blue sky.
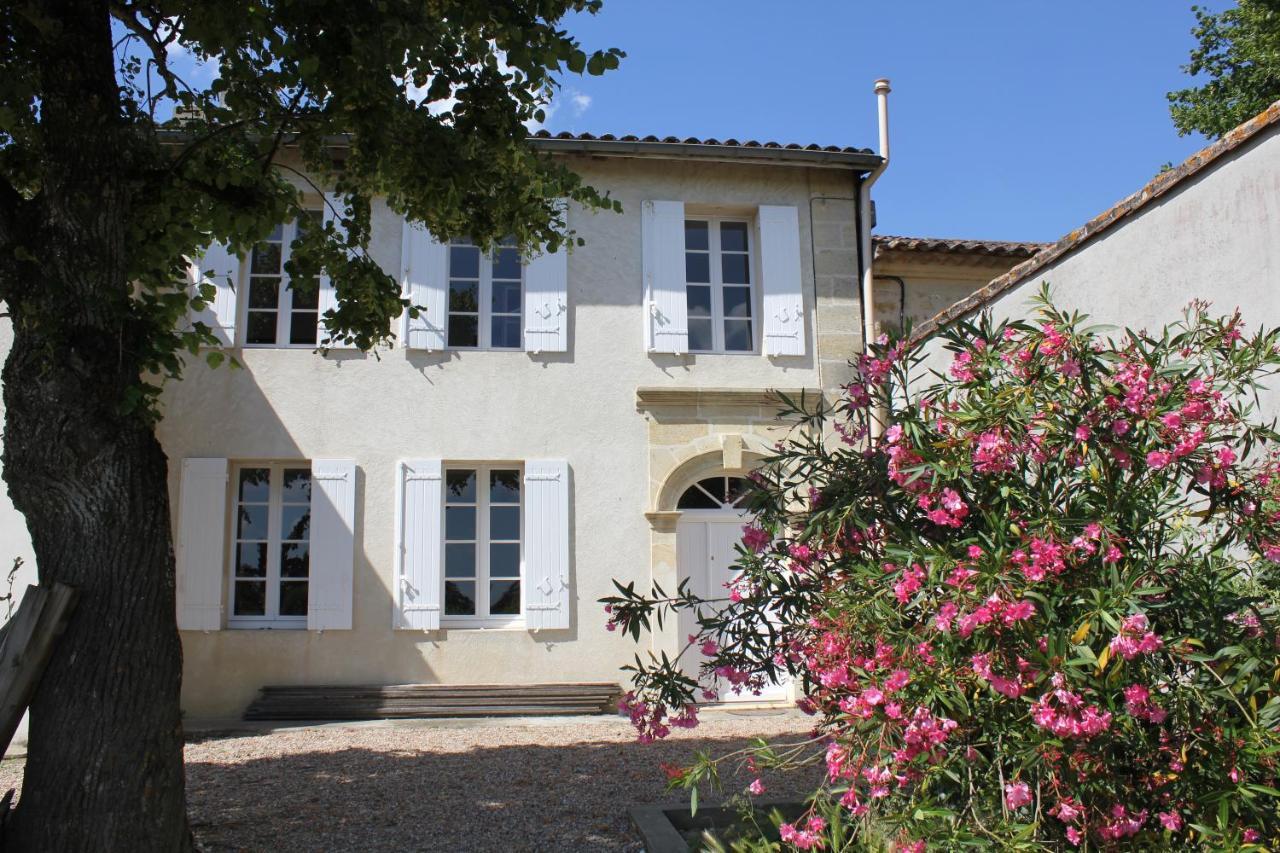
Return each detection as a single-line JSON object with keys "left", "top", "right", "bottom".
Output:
{"left": 549, "top": 0, "right": 1235, "bottom": 243}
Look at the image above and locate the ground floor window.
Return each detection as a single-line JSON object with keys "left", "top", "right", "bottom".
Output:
{"left": 444, "top": 464, "right": 523, "bottom": 624}
{"left": 229, "top": 462, "right": 311, "bottom": 628}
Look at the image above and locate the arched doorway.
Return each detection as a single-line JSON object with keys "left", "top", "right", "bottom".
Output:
{"left": 675, "top": 475, "right": 790, "bottom": 704}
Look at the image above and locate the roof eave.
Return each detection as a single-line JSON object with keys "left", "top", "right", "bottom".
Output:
{"left": 529, "top": 137, "right": 883, "bottom": 172}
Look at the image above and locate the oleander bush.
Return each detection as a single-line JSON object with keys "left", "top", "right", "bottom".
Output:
{"left": 605, "top": 290, "right": 1280, "bottom": 849}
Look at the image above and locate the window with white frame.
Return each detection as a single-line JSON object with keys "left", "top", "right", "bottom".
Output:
{"left": 229, "top": 463, "right": 311, "bottom": 627}
{"left": 244, "top": 211, "right": 322, "bottom": 347}
{"left": 444, "top": 465, "right": 523, "bottom": 623}
{"left": 447, "top": 237, "right": 523, "bottom": 349}
{"left": 684, "top": 218, "right": 755, "bottom": 353}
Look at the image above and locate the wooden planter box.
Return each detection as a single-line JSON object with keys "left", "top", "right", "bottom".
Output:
{"left": 629, "top": 801, "right": 806, "bottom": 852}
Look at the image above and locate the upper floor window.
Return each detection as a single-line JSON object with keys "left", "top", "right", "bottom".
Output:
{"left": 448, "top": 237, "right": 523, "bottom": 350}
{"left": 229, "top": 462, "right": 311, "bottom": 628}
{"left": 444, "top": 464, "right": 523, "bottom": 624}
{"left": 245, "top": 211, "right": 322, "bottom": 347}
{"left": 684, "top": 218, "right": 755, "bottom": 353}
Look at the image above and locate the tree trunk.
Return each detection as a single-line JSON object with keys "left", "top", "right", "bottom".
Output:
{"left": 0, "top": 1, "right": 192, "bottom": 849}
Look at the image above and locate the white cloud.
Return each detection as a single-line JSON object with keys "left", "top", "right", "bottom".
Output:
{"left": 570, "top": 92, "right": 592, "bottom": 117}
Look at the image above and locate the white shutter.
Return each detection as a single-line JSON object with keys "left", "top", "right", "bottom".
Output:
{"left": 523, "top": 460, "right": 570, "bottom": 630}
{"left": 400, "top": 220, "right": 449, "bottom": 351}
{"left": 318, "top": 193, "right": 357, "bottom": 349}
{"left": 308, "top": 459, "right": 356, "bottom": 630}
{"left": 396, "top": 459, "right": 443, "bottom": 630}
{"left": 643, "top": 200, "right": 688, "bottom": 354}
{"left": 524, "top": 242, "right": 568, "bottom": 353}
{"left": 176, "top": 458, "right": 228, "bottom": 631}
{"left": 757, "top": 205, "right": 806, "bottom": 357}
{"left": 188, "top": 242, "right": 239, "bottom": 346}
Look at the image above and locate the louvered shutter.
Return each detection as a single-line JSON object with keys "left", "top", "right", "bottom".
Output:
{"left": 176, "top": 458, "right": 228, "bottom": 631}
{"left": 400, "top": 220, "right": 449, "bottom": 351}
{"left": 643, "top": 200, "right": 688, "bottom": 354}
{"left": 396, "top": 459, "right": 443, "bottom": 629}
{"left": 757, "top": 205, "right": 806, "bottom": 357}
{"left": 523, "top": 460, "right": 570, "bottom": 630}
{"left": 188, "top": 242, "right": 239, "bottom": 346}
{"left": 523, "top": 241, "right": 568, "bottom": 353}
{"left": 318, "top": 193, "right": 357, "bottom": 349}
{"left": 308, "top": 459, "right": 356, "bottom": 630}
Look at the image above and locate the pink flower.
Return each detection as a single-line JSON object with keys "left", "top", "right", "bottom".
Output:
{"left": 1074, "top": 425, "right": 1092, "bottom": 442}
{"left": 1244, "top": 829, "right": 1261, "bottom": 843}
{"left": 1003, "top": 599, "right": 1036, "bottom": 624}
{"left": 741, "top": 525, "right": 771, "bottom": 553}
{"left": 1146, "top": 450, "right": 1173, "bottom": 470}
{"left": 1112, "top": 418, "right": 1131, "bottom": 436}
{"left": 1158, "top": 811, "right": 1182, "bottom": 832}
{"left": 1004, "top": 781, "right": 1033, "bottom": 810}
{"left": 700, "top": 639, "right": 718, "bottom": 656}
{"left": 748, "top": 778, "right": 766, "bottom": 796}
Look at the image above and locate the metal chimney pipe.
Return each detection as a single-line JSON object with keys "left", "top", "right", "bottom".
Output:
{"left": 859, "top": 78, "right": 891, "bottom": 437}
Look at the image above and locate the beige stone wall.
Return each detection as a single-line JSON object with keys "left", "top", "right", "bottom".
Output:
{"left": 873, "top": 255, "right": 1024, "bottom": 338}
{"left": 812, "top": 198, "right": 863, "bottom": 388}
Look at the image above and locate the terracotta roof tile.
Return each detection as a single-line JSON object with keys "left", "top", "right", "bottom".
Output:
{"left": 874, "top": 235, "right": 1048, "bottom": 259}
{"left": 527, "top": 129, "right": 873, "bottom": 156}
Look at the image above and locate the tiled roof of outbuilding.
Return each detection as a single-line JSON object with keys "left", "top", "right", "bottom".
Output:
{"left": 874, "top": 235, "right": 1047, "bottom": 259}
{"left": 527, "top": 131, "right": 881, "bottom": 171}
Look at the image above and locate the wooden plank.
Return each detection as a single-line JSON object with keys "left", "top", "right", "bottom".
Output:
{"left": 0, "top": 583, "right": 78, "bottom": 759}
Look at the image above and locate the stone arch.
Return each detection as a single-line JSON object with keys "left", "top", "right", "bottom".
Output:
{"left": 652, "top": 432, "right": 775, "bottom": 516}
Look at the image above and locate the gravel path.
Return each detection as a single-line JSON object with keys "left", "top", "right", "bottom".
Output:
{"left": 0, "top": 710, "right": 821, "bottom": 852}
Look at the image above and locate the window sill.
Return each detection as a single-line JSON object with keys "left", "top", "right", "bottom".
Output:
{"left": 440, "top": 620, "right": 528, "bottom": 632}
{"left": 226, "top": 621, "right": 308, "bottom": 631}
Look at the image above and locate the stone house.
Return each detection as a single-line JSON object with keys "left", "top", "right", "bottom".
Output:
{"left": 0, "top": 126, "right": 1034, "bottom": 719}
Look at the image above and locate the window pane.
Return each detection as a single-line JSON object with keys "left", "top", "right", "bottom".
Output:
{"left": 449, "top": 245, "right": 480, "bottom": 280}
{"left": 279, "top": 581, "right": 308, "bottom": 616}
{"left": 490, "top": 470, "right": 520, "bottom": 503}
{"left": 724, "top": 286, "right": 752, "bottom": 319}
{"left": 724, "top": 319, "right": 753, "bottom": 352}
{"left": 491, "top": 315, "right": 521, "bottom": 349}
{"left": 490, "top": 506, "right": 520, "bottom": 540}
{"left": 281, "top": 469, "right": 311, "bottom": 503}
{"left": 720, "top": 221, "right": 749, "bottom": 252}
{"left": 492, "top": 248, "right": 521, "bottom": 280}
{"left": 449, "top": 281, "right": 478, "bottom": 313}
{"left": 688, "top": 318, "right": 714, "bottom": 352}
{"left": 239, "top": 468, "right": 271, "bottom": 502}
{"left": 684, "top": 220, "right": 709, "bottom": 251}
{"left": 685, "top": 252, "right": 710, "bottom": 283}
{"left": 246, "top": 311, "right": 277, "bottom": 344}
{"left": 280, "top": 542, "right": 310, "bottom": 578}
{"left": 490, "top": 580, "right": 520, "bottom": 615}
{"left": 445, "top": 581, "right": 476, "bottom": 615}
{"left": 445, "top": 544, "right": 475, "bottom": 579}
{"left": 721, "top": 253, "right": 750, "bottom": 285}
{"left": 491, "top": 280, "right": 522, "bottom": 314}
{"left": 236, "top": 543, "right": 268, "bottom": 577}
{"left": 726, "top": 477, "right": 752, "bottom": 506}
{"left": 699, "top": 478, "right": 729, "bottom": 503}
{"left": 446, "top": 470, "right": 476, "bottom": 502}
{"left": 280, "top": 505, "right": 310, "bottom": 541}
{"left": 677, "top": 484, "right": 720, "bottom": 509}
{"left": 251, "top": 243, "right": 282, "bottom": 275}
{"left": 234, "top": 581, "right": 266, "bottom": 616}
{"left": 289, "top": 283, "right": 319, "bottom": 310}
{"left": 448, "top": 315, "right": 478, "bottom": 348}
{"left": 686, "top": 285, "right": 712, "bottom": 317}
{"left": 446, "top": 507, "right": 476, "bottom": 540}
{"left": 249, "top": 277, "right": 281, "bottom": 309}
{"left": 289, "top": 313, "right": 318, "bottom": 345}
{"left": 236, "top": 505, "right": 268, "bottom": 540}
{"left": 490, "top": 543, "right": 520, "bottom": 578}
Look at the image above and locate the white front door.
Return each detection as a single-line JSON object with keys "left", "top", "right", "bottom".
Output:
{"left": 677, "top": 513, "right": 791, "bottom": 703}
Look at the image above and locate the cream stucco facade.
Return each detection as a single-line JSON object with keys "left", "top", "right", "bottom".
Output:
{"left": 0, "top": 138, "right": 1042, "bottom": 722}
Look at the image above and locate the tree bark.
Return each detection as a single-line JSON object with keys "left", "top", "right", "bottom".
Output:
{"left": 0, "top": 1, "right": 192, "bottom": 849}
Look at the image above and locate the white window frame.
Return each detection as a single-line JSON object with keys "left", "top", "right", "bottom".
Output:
{"left": 241, "top": 211, "right": 322, "bottom": 348}
{"left": 446, "top": 238, "right": 525, "bottom": 351}
{"left": 227, "top": 461, "right": 312, "bottom": 629}
{"left": 442, "top": 462, "right": 525, "bottom": 628}
{"left": 684, "top": 216, "right": 759, "bottom": 354}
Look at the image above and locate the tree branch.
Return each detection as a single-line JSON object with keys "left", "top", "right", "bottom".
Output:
{"left": 108, "top": 2, "right": 190, "bottom": 108}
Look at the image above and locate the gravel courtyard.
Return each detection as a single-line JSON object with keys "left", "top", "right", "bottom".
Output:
{"left": 0, "top": 710, "right": 821, "bottom": 852}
